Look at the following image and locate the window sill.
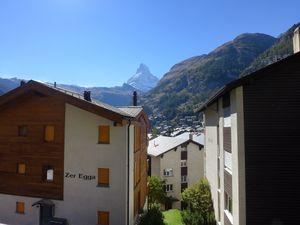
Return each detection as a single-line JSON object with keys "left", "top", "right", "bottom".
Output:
{"left": 97, "top": 184, "right": 110, "bottom": 188}
{"left": 98, "top": 142, "right": 110, "bottom": 144}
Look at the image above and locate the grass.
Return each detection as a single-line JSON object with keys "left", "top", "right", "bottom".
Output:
{"left": 163, "top": 209, "right": 184, "bottom": 225}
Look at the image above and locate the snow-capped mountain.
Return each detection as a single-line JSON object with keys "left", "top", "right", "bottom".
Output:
{"left": 127, "top": 63, "right": 159, "bottom": 92}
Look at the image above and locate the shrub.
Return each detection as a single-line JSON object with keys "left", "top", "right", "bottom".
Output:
{"left": 139, "top": 204, "right": 165, "bottom": 225}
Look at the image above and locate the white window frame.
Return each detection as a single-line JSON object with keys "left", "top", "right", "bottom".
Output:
{"left": 163, "top": 168, "right": 173, "bottom": 177}
{"left": 181, "top": 175, "right": 187, "bottom": 183}
{"left": 165, "top": 184, "right": 173, "bottom": 192}
{"left": 46, "top": 168, "right": 54, "bottom": 181}
{"left": 180, "top": 160, "right": 187, "bottom": 167}
{"left": 224, "top": 151, "right": 232, "bottom": 171}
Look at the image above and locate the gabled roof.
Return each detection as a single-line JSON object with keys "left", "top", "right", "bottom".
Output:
{"left": 118, "top": 106, "right": 151, "bottom": 128}
{"left": 176, "top": 132, "right": 204, "bottom": 146}
{"left": 198, "top": 51, "right": 300, "bottom": 112}
{"left": 148, "top": 135, "right": 203, "bottom": 157}
{"left": 0, "top": 80, "right": 137, "bottom": 123}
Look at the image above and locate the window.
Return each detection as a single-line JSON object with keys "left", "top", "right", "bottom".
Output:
{"left": 43, "top": 166, "right": 54, "bottom": 182}
{"left": 224, "top": 151, "right": 232, "bottom": 171}
{"left": 181, "top": 175, "right": 187, "bottom": 183}
{"left": 181, "top": 151, "right": 187, "bottom": 160}
{"left": 225, "top": 192, "right": 232, "bottom": 214}
{"left": 98, "top": 168, "right": 109, "bottom": 186}
{"left": 180, "top": 160, "right": 187, "bottom": 167}
{"left": 17, "top": 163, "right": 26, "bottom": 175}
{"left": 16, "top": 202, "right": 25, "bottom": 214}
{"left": 44, "top": 125, "right": 55, "bottom": 142}
{"left": 98, "top": 211, "right": 109, "bottom": 225}
{"left": 163, "top": 168, "right": 173, "bottom": 177}
{"left": 164, "top": 184, "right": 173, "bottom": 192}
{"left": 18, "top": 125, "right": 27, "bottom": 137}
{"left": 98, "top": 126, "right": 110, "bottom": 144}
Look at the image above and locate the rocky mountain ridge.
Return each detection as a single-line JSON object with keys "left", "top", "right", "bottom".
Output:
{"left": 0, "top": 63, "right": 157, "bottom": 106}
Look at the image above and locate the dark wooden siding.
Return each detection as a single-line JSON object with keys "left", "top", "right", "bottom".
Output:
{"left": 0, "top": 93, "right": 65, "bottom": 200}
{"left": 134, "top": 114, "right": 149, "bottom": 216}
{"left": 243, "top": 56, "right": 300, "bottom": 225}
{"left": 223, "top": 127, "right": 231, "bottom": 152}
{"left": 224, "top": 170, "right": 232, "bottom": 197}
{"left": 181, "top": 183, "right": 188, "bottom": 192}
{"left": 181, "top": 167, "right": 187, "bottom": 176}
{"left": 181, "top": 151, "right": 187, "bottom": 160}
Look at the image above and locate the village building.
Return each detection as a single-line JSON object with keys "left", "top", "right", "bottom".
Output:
{"left": 147, "top": 134, "right": 204, "bottom": 209}
{"left": 0, "top": 80, "right": 149, "bottom": 225}
{"left": 199, "top": 28, "right": 300, "bottom": 225}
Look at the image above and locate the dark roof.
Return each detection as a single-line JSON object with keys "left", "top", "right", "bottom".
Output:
{"left": 117, "top": 106, "right": 144, "bottom": 117}
{"left": 0, "top": 80, "right": 139, "bottom": 123}
{"left": 198, "top": 51, "right": 300, "bottom": 112}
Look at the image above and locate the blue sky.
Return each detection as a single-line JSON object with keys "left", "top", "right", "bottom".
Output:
{"left": 0, "top": 0, "right": 299, "bottom": 87}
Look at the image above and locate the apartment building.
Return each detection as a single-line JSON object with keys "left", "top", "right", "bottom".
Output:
{"left": 148, "top": 134, "right": 204, "bottom": 209}
{"left": 199, "top": 30, "right": 300, "bottom": 225}
{"left": 0, "top": 80, "right": 149, "bottom": 225}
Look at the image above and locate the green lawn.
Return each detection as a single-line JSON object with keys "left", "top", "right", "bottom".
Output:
{"left": 163, "top": 209, "right": 184, "bottom": 225}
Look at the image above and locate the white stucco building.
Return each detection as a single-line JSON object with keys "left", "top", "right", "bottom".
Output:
{"left": 148, "top": 134, "right": 204, "bottom": 209}
{"left": 0, "top": 80, "right": 149, "bottom": 225}
{"left": 199, "top": 29, "right": 300, "bottom": 225}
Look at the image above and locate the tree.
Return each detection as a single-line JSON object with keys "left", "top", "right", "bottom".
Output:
{"left": 148, "top": 176, "right": 166, "bottom": 209}
{"left": 151, "top": 127, "right": 160, "bottom": 139}
{"left": 181, "top": 178, "right": 216, "bottom": 225}
{"left": 139, "top": 204, "right": 165, "bottom": 225}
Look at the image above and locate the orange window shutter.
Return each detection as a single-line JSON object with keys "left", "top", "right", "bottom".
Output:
{"left": 45, "top": 125, "right": 55, "bottom": 142}
{"left": 18, "top": 163, "right": 26, "bottom": 174}
{"left": 98, "top": 211, "right": 109, "bottom": 225}
{"left": 99, "top": 126, "right": 110, "bottom": 143}
{"left": 16, "top": 202, "right": 25, "bottom": 214}
{"left": 99, "top": 168, "right": 109, "bottom": 185}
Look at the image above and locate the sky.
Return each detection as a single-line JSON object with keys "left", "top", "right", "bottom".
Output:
{"left": 0, "top": 0, "right": 300, "bottom": 87}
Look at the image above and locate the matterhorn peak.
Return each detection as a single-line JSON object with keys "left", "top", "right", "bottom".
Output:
{"left": 127, "top": 63, "right": 159, "bottom": 92}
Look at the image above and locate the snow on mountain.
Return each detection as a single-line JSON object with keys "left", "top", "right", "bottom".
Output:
{"left": 127, "top": 63, "right": 159, "bottom": 92}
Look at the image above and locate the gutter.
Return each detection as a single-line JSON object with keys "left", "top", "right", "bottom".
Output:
{"left": 127, "top": 119, "right": 132, "bottom": 225}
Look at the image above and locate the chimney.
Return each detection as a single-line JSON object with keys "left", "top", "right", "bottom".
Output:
{"left": 293, "top": 26, "right": 300, "bottom": 53}
{"left": 20, "top": 80, "right": 26, "bottom": 86}
{"left": 133, "top": 91, "right": 137, "bottom": 106}
{"left": 54, "top": 82, "right": 57, "bottom": 88}
{"left": 83, "top": 91, "right": 91, "bottom": 102}
{"left": 189, "top": 133, "right": 193, "bottom": 140}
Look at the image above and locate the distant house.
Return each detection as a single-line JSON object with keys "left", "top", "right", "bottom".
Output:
{"left": 199, "top": 28, "right": 300, "bottom": 225}
{"left": 0, "top": 80, "right": 149, "bottom": 225}
{"left": 148, "top": 135, "right": 204, "bottom": 209}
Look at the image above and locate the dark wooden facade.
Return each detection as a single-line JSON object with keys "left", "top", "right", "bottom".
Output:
{"left": 134, "top": 112, "right": 149, "bottom": 216}
{"left": 0, "top": 93, "right": 65, "bottom": 200}
{"left": 243, "top": 54, "right": 300, "bottom": 224}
